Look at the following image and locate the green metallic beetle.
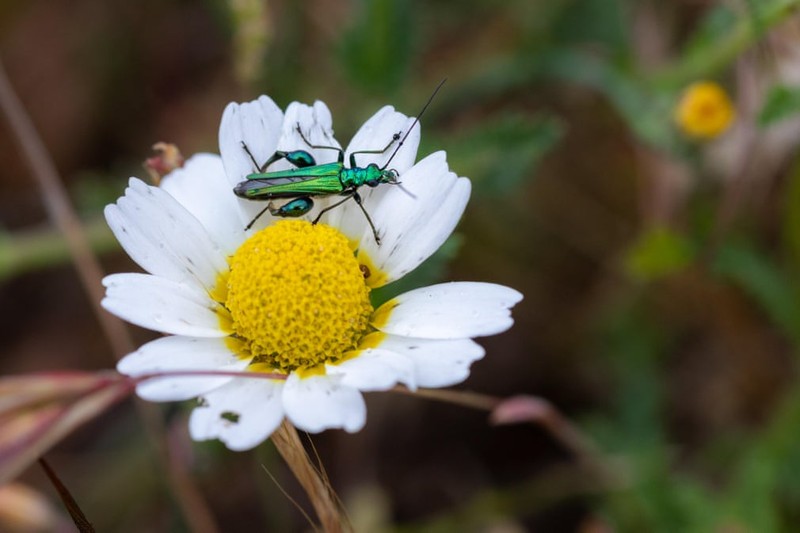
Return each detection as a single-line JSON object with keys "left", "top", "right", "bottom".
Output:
{"left": 233, "top": 82, "right": 445, "bottom": 244}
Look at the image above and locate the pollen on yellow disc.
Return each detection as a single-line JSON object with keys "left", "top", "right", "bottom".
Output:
{"left": 674, "top": 81, "right": 735, "bottom": 139}
{"left": 223, "top": 220, "right": 373, "bottom": 373}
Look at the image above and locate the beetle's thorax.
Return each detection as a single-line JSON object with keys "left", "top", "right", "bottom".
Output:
{"left": 341, "top": 164, "right": 383, "bottom": 188}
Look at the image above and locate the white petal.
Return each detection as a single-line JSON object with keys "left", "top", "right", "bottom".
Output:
{"left": 371, "top": 334, "right": 486, "bottom": 388}
{"left": 282, "top": 373, "right": 366, "bottom": 433}
{"left": 117, "top": 336, "right": 247, "bottom": 401}
{"left": 106, "top": 178, "right": 228, "bottom": 290}
{"left": 160, "top": 154, "right": 246, "bottom": 255}
{"left": 356, "top": 152, "right": 470, "bottom": 286}
{"left": 278, "top": 100, "right": 341, "bottom": 166}
{"left": 102, "top": 273, "right": 225, "bottom": 337}
{"left": 326, "top": 349, "right": 415, "bottom": 391}
{"left": 105, "top": 203, "right": 186, "bottom": 283}
{"left": 373, "top": 282, "right": 523, "bottom": 339}
{"left": 346, "top": 105, "right": 419, "bottom": 173}
{"left": 219, "top": 95, "right": 284, "bottom": 187}
{"left": 324, "top": 106, "right": 420, "bottom": 239}
{"left": 189, "top": 378, "right": 285, "bottom": 451}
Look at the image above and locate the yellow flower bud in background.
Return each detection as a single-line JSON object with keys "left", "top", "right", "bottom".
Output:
{"left": 674, "top": 81, "right": 736, "bottom": 139}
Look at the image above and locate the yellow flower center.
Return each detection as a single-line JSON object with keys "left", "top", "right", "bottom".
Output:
{"left": 674, "top": 81, "right": 735, "bottom": 139}
{"left": 218, "top": 220, "right": 373, "bottom": 374}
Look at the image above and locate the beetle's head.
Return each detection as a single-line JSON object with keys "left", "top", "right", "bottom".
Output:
{"left": 365, "top": 165, "right": 399, "bottom": 187}
{"left": 377, "top": 168, "right": 400, "bottom": 186}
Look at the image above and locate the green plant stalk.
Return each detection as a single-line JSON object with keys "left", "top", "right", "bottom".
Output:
{"left": 0, "top": 218, "right": 118, "bottom": 281}
{"left": 651, "top": 0, "right": 800, "bottom": 88}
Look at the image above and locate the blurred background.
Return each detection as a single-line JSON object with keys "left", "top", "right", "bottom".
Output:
{"left": 3, "top": 0, "right": 800, "bottom": 531}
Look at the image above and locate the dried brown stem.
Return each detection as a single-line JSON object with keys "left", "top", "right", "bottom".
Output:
{"left": 0, "top": 62, "right": 132, "bottom": 360}
{"left": 391, "top": 386, "right": 618, "bottom": 483}
{"left": 272, "top": 420, "right": 349, "bottom": 533}
{"left": 38, "top": 458, "right": 95, "bottom": 533}
{"left": 398, "top": 386, "right": 501, "bottom": 411}
{"left": 0, "top": 60, "right": 218, "bottom": 533}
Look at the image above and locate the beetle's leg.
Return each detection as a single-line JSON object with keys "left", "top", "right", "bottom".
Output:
{"left": 244, "top": 197, "right": 315, "bottom": 231}
{"left": 241, "top": 141, "right": 286, "bottom": 172}
{"left": 352, "top": 191, "right": 381, "bottom": 245}
{"left": 241, "top": 141, "right": 261, "bottom": 170}
{"left": 313, "top": 191, "right": 381, "bottom": 245}
{"left": 244, "top": 203, "right": 273, "bottom": 231}
{"left": 281, "top": 150, "right": 317, "bottom": 169}
{"left": 312, "top": 192, "right": 355, "bottom": 224}
{"left": 295, "top": 123, "right": 345, "bottom": 164}
{"left": 241, "top": 142, "right": 317, "bottom": 173}
{"left": 272, "top": 197, "right": 314, "bottom": 217}
{"left": 348, "top": 132, "right": 401, "bottom": 168}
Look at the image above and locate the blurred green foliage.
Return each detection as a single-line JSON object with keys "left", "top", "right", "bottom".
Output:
{"left": 759, "top": 85, "right": 800, "bottom": 126}
{"left": 7, "top": 0, "right": 800, "bottom": 530}
{"left": 445, "top": 113, "right": 564, "bottom": 197}
{"left": 625, "top": 227, "right": 695, "bottom": 281}
{"left": 339, "top": 0, "right": 412, "bottom": 94}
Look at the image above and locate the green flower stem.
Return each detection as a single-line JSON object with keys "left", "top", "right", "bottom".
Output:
{"left": 651, "top": 0, "right": 800, "bottom": 88}
{"left": 0, "top": 217, "right": 118, "bottom": 281}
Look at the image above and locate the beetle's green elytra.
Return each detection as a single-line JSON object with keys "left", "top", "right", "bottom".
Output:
{"left": 233, "top": 80, "right": 446, "bottom": 244}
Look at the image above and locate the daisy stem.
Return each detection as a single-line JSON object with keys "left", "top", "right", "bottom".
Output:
{"left": 271, "top": 421, "right": 349, "bottom": 533}
{"left": 0, "top": 217, "right": 118, "bottom": 281}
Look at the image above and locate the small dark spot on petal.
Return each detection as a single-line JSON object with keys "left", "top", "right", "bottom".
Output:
{"left": 221, "top": 411, "right": 240, "bottom": 423}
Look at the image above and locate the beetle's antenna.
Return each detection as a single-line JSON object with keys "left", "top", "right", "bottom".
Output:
{"left": 380, "top": 78, "right": 447, "bottom": 171}
{"left": 393, "top": 181, "right": 417, "bottom": 199}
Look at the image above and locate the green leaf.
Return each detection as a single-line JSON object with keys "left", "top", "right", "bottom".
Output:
{"left": 681, "top": 5, "right": 738, "bottom": 59}
{"left": 781, "top": 156, "right": 800, "bottom": 270}
{"left": 338, "top": 0, "right": 412, "bottom": 94}
{"left": 533, "top": 49, "right": 674, "bottom": 148}
{"left": 722, "top": 386, "right": 800, "bottom": 530}
{"left": 625, "top": 227, "right": 695, "bottom": 281}
{"left": 652, "top": 0, "right": 800, "bottom": 89}
{"left": 758, "top": 84, "right": 800, "bottom": 127}
{"left": 712, "top": 242, "right": 800, "bottom": 344}
{"left": 550, "top": 0, "right": 628, "bottom": 54}
{"left": 443, "top": 112, "right": 564, "bottom": 197}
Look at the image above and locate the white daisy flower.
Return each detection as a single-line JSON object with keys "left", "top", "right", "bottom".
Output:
{"left": 103, "top": 95, "right": 523, "bottom": 451}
